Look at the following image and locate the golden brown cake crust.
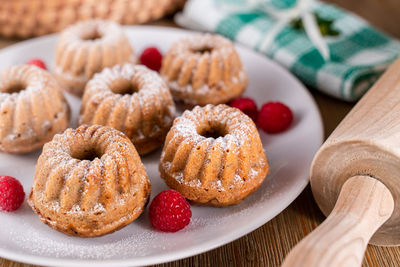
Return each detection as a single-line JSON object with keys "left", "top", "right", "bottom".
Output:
{"left": 0, "top": 0, "right": 186, "bottom": 38}
{"left": 28, "top": 125, "right": 151, "bottom": 237}
{"left": 159, "top": 104, "right": 269, "bottom": 206}
{"left": 54, "top": 19, "right": 136, "bottom": 96}
{"left": 161, "top": 34, "right": 248, "bottom": 106}
{"left": 0, "top": 65, "right": 70, "bottom": 154}
{"left": 79, "top": 64, "right": 176, "bottom": 155}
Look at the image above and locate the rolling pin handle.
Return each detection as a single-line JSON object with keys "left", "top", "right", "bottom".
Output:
{"left": 282, "top": 175, "right": 394, "bottom": 267}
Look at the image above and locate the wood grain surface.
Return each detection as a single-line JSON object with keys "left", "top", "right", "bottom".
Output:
{"left": 310, "top": 56, "right": 400, "bottom": 247}
{"left": 1, "top": 0, "right": 400, "bottom": 266}
{"left": 283, "top": 176, "right": 394, "bottom": 267}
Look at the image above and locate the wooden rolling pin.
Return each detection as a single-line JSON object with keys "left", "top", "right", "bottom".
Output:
{"left": 282, "top": 57, "right": 400, "bottom": 267}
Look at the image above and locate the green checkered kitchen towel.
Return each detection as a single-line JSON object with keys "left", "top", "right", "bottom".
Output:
{"left": 175, "top": 0, "right": 400, "bottom": 101}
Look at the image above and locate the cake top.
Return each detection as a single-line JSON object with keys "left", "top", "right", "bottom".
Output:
{"left": 172, "top": 104, "right": 255, "bottom": 146}
{"left": 60, "top": 19, "right": 126, "bottom": 46}
{"left": 168, "top": 33, "right": 235, "bottom": 57}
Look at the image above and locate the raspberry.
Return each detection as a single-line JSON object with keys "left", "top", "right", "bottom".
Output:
{"left": 0, "top": 175, "right": 25, "bottom": 212}
{"left": 149, "top": 189, "right": 191, "bottom": 232}
{"left": 229, "top": 97, "right": 258, "bottom": 122}
{"left": 26, "top": 58, "right": 47, "bottom": 70}
{"left": 257, "top": 102, "right": 293, "bottom": 133}
{"left": 139, "top": 47, "right": 163, "bottom": 72}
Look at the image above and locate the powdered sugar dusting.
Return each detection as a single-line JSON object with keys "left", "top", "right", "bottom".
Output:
{"left": 30, "top": 125, "right": 150, "bottom": 236}
{"left": 54, "top": 19, "right": 137, "bottom": 92}
{"left": 162, "top": 33, "right": 247, "bottom": 105}
{"left": 63, "top": 19, "right": 125, "bottom": 45}
{"left": 0, "top": 26, "right": 320, "bottom": 266}
{"left": 161, "top": 104, "right": 265, "bottom": 193}
{"left": 80, "top": 63, "right": 176, "bottom": 139}
{"left": 5, "top": 169, "right": 275, "bottom": 261}
{"left": 8, "top": 219, "right": 161, "bottom": 259}
{"left": 169, "top": 33, "right": 233, "bottom": 55}
{"left": 0, "top": 64, "right": 69, "bottom": 151}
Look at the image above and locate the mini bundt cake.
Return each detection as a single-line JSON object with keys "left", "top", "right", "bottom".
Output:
{"left": 28, "top": 125, "right": 151, "bottom": 237}
{"left": 159, "top": 104, "right": 269, "bottom": 206}
{"left": 0, "top": 65, "right": 70, "bottom": 154}
{"left": 161, "top": 34, "right": 248, "bottom": 106}
{"left": 54, "top": 19, "right": 136, "bottom": 96}
{"left": 79, "top": 64, "right": 176, "bottom": 155}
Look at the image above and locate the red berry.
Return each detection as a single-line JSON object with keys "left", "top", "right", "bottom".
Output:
{"left": 257, "top": 102, "right": 293, "bottom": 133}
{"left": 140, "top": 47, "right": 163, "bottom": 72}
{"left": 229, "top": 97, "right": 258, "bottom": 122}
{"left": 26, "top": 58, "right": 47, "bottom": 70}
{"left": 149, "top": 189, "right": 191, "bottom": 232}
{"left": 0, "top": 175, "right": 25, "bottom": 212}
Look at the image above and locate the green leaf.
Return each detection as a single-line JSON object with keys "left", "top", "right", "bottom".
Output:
{"left": 290, "top": 13, "right": 340, "bottom": 37}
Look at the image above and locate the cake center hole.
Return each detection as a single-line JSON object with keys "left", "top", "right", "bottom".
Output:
{"left": 82, "top": 30, "right": 102, "bottom": 41}
{"left": 71, "top": 148, "right": 102, "bottom": 161}
{"left": 198, "top": 124, "right": 227, "bottom": 139}
{"left": 110, "top": 79, "right": 139, "bottom": 95}
{"left": 193, "top": 47, "right": 213, "bottom": 54}
{"left": 3, "top": 82, "right": 26, "bottom": 93}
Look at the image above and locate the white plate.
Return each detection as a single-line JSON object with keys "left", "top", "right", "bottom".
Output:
{"left": 0, "top": 26, "right": 323, "bottom": 267}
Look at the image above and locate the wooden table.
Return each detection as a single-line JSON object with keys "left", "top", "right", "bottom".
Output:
{"left": 1, "top": 1, "right": 399, "bottom": 266}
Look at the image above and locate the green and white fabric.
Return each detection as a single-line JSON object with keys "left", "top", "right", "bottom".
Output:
{"left": 175, "top": 0, "right": 400, "bottom": 101}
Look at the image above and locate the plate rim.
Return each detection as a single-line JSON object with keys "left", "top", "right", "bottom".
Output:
{"left": 0, "top": 25, "right": 324, "bottom": 267}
